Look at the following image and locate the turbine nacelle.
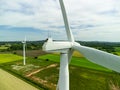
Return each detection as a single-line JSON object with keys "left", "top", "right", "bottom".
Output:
{"left": 22, "top": 36, "right": 26, "bottom": 44}
{"left": 22, "top": 41, "right": 26, "bottom": 44}
{"left": 42, "top": 38, "right": 72, "bottom": 53}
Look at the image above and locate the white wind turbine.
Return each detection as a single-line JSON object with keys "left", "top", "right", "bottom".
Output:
{"left": 42, "top": 0, "right": 120, "bottom": 90}
{"left": 22, "top": 37, "right": 26, "bottom": 65}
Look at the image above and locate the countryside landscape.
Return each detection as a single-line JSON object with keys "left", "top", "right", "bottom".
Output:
{"left": 0, "top": 41, "right": 120, "bottom": 90}
{"left": 1, "top": 0, "right": 120, "bottom": 90}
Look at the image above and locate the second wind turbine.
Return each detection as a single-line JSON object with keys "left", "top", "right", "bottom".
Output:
{"left": 22, "top": 37, "right": 26, "bottom": 65}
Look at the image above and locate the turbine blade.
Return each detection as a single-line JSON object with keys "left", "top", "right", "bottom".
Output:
{"left": 59, "top": 0, "right": 74, "bottom": 42}
{"left": 73, "top": 44, "right": 120, "bottom": 73}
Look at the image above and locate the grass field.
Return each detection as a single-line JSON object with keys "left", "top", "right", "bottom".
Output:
{"left": 114, "top": 47, "right": 120, "bottom": 55}
{"left": 0, "top": 54, "right": 22, "bottom": 63}
{"left": 0, "top": 45, "right": 9, "bottom": 50}
{"left": 39, "top": 54, "right": 111, "bottom": 72}
{"left": 115, "top": 47, "right": 120, "bottom": 52}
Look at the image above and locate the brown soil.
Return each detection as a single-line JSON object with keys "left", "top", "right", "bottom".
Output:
{"left": 13, "top": 50, "right": 47, "bottom": 57}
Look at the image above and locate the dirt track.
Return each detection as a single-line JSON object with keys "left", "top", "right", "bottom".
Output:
{"left": 0, "top": 69, "right": 39, "bottom": 90}
{"left": 26, "top": 64, "right": 58, "bottom": 77}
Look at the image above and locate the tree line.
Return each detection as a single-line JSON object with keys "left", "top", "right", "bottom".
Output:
{"left": 0, "top": 40, "right": 120, "bottom": 53}
{"left": 0, "top": 41, "right": 44, "bottom": 51}
{"left": 78, "top": 41, "right": 120, "bottom": 53}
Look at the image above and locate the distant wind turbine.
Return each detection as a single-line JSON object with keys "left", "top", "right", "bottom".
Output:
{"left": 22, "top": 37, "right": 26, "bottom": 65}
{"left": 42, "top": 0, "right": 120, "bottom": 90}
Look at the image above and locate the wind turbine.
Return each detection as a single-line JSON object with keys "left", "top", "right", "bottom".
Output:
{"left": 42, "top": 0, "right": 120, "bottom": 90}
{"left": 22, "top": 37, "right": 26, "bottom": 65}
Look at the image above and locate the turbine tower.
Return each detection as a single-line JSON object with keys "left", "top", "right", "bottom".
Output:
{"left": 42, "top": 0, "right": 120, "bottom": 90}
{"left": 22, "top": 37, "right": 26, "bottom": 65}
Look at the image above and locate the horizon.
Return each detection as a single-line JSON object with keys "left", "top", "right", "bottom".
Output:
{"left": 1, "top": 39, "right": 120, "bottom": 43}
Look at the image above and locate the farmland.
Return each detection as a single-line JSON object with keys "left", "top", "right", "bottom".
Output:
{"left": 39, "top": 54, "right": 111, "bottom": 72}
{"left": 0, "top": 53, "right": 44, "bottom": 90}
{"left": 0, "top": 68, "right": 39, "bottom": 90}
{"left": 0, "top": 41, "right": 120, "bottom": 90}
{"left": 0, "top": 52, "right": 120, "bottom": 90}
{"left": 0, "top": 54, "right": 22, "bottom": 64}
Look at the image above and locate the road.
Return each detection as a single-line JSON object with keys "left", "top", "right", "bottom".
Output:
{"left": 0, "top": 69, "right": 39, "bottom": 90}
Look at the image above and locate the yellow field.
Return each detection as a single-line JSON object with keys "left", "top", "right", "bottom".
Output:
{"left": 73, "top": 51, "right": 83, "bottom": 57}
{"left": 0, "top": 69, "right": 39, "bottom": 90}
{"left": 53, "top": 50, "right": 83, "bottom": 57}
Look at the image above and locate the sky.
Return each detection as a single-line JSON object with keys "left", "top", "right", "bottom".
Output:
{"left": 0, "top": 0, "right": 120, "bottom": 42}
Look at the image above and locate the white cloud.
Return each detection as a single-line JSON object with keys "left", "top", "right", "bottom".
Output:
{"left": 0, "top": 0, "right": 120, "bottom": 41}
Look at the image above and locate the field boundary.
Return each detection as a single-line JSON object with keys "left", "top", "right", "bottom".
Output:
{"left": 0, "top": 67, "right": 47, "bottom": 90}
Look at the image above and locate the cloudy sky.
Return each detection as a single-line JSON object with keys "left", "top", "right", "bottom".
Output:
{"left": 0, "top": 0, "right": 120, "bottom": 42}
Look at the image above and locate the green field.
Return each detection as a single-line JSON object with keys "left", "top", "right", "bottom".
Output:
{"left": 114, "top": 47, "right": 120, "bottom": 55}
{"left": 0, "top": 45, "right": 9, "bottom": 50}
{"left": 0, "top": 54, "right": 22, "bottom": 63}
{"left": 39, "top": 54, "right": 111, "bottom": 72}
{"left": 115, "top": 47, "right": 120, "bottom": 52}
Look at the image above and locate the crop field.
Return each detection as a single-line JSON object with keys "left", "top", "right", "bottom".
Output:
{"left": 1, "top": 56, "right": 120, "bottom": 90}
{"left": 13, "top": 50, "right": 46, "bottom": 57}
{"left": 0, "top": 49, "right": 120, "bottom": 90}
{"left": 39, "top": 54, "right": 111, "bottom": 72}
{"left": 1, "top": 40, "right": 120, "bottom": 90}
{"left": 0, "top": 69, "right": 39, "bottom": 90}
{"left": 0, "top": 54, "right": 23, "bottom": 64}
{"left": 0, "top": 58, "right": 56, "bottom": 90}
